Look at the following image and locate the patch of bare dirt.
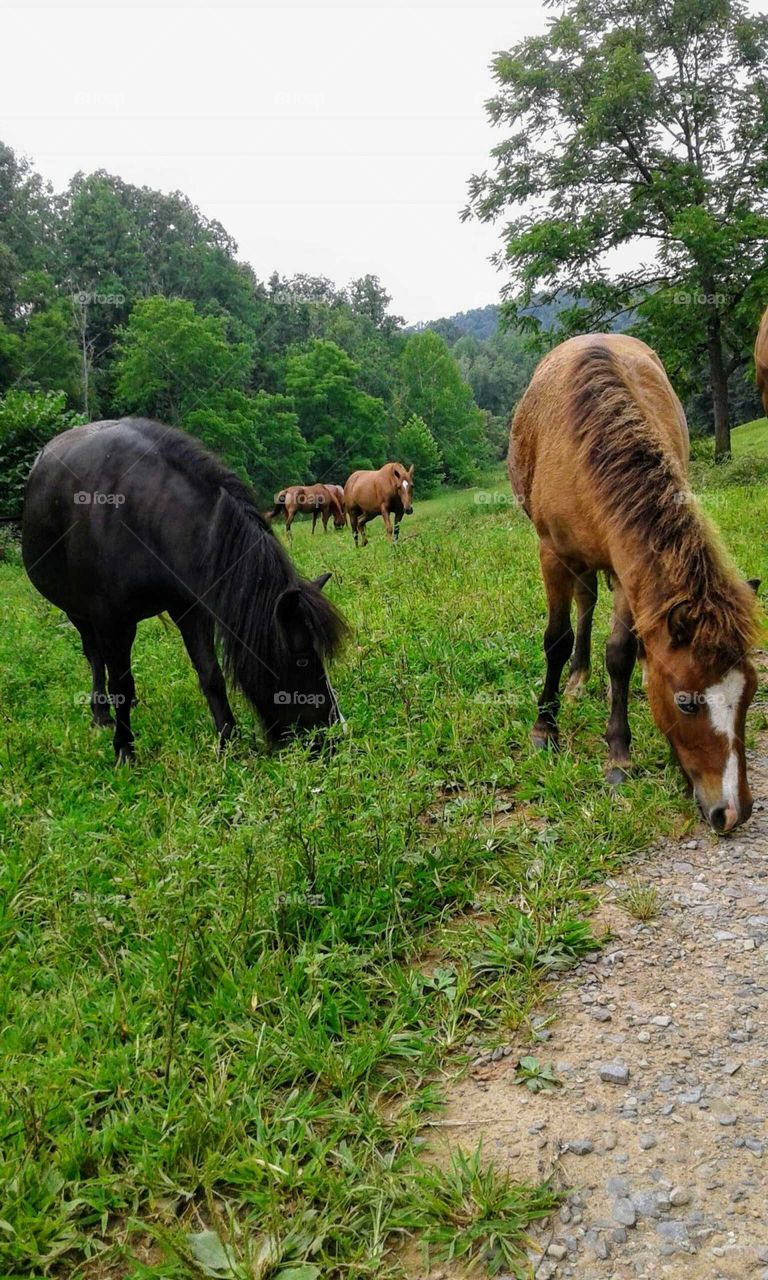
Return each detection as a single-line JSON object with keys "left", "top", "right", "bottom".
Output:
{"left": 410, "top": 704, "right": 768, "bottom": 1279}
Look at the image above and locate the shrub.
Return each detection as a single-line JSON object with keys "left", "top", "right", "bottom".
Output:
{"left": 0, "top": 390, "right": 84, "bottom": 517}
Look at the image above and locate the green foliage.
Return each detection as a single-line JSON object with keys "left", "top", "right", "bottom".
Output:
{"left": 185, "top": 389, "right": 310, "bottom": 501}
{"left": 395, "top": 414, "right": 444, "bottom": 495}
{"left": 284, "top": 338, "right": 388, "bottom": 479}
{"left": 514, "top": 1055, "right": 561, "bottom": 1093}
{"left": 114, "top": 296, "right": 251, "bottom": 422}
{"left": 0, "top": 389, "right": 83, "bottom": 516}
{"left": 465, "top": 0, "right": 768, "bottom": 456}
{"left": 18, "top": 301, "right": 81, "bottom": 403}
{"left": 399, "top": 330, "right": 488, "bottom": 484}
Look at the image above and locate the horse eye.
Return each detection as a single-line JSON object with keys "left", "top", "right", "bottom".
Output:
{"left": 675, "top": 693, "right": 699, "bottom": 715}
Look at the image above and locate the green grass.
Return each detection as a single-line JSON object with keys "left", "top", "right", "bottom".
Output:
{"left": 1, "top": 467, "right": 766, "bottom": 1277}
{"left": 731, "top": 415, "right": 768, "bottom": 457}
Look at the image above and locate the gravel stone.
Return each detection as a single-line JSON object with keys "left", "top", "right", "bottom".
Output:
{"left": 599, "top": 1061, "right": 630, "bottom": 1085}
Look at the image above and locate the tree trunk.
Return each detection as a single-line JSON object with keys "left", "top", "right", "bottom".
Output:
{"left": 706, "top": 314, "right": 731, "bottom": 462}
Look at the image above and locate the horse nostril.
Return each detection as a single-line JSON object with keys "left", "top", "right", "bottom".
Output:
{"left": 709, "top": 804, "right": 728, "bottom": 833}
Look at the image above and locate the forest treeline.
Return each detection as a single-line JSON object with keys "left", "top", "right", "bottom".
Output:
{"left": 0, "top": 142, "right": 532, "bottom": 515}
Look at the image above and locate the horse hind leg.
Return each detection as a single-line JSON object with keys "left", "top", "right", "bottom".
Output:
{"left": 604, "top": 585, "right": 638, "bottom": 785}
{"left": 564, "top": 570, "right": 598, "bottom": 698}
{"left": 100, "top": 622, "right": 138, "bottom": 763}
{"left": 532, "top": 546, "right": 575, "bottom": 750}
{"left": 69, "top": 615, "right": 111, "bottom": 727}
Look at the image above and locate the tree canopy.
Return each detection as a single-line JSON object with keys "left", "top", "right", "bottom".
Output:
{"left": 0, "top": 144, "right": 494, "bottom": 504}
{"left": 465, "top": 0, "right": 768, "bottom": 456}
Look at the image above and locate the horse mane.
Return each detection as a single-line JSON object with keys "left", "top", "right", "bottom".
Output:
{"left": 568, "top": 347, "right": 759, "bottom": 663}
{"left": 125, "top": 419, "right": 347, "bottom": 698}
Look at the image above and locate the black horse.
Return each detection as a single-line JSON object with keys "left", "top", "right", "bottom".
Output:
{"left": 22, "top": 418, "right": 348, "bottom": 762}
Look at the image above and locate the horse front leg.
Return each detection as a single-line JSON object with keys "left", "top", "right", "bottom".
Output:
{"left": 381, "top": 506, "right": 394, "bottom": 542}
{"left": 174, "top": 607, "right": 235, "bottom": 751}
{"left": 564, "top": 570, "right": 598, "bottom": 698}
{"left": 532, "top": 545, "right": 575, "bottom": 750}
{"left": 604, "top": 584, "right": 638, "bottom": 785}
{"left": 393, "top": 511, "right": 402, "bottom": 543}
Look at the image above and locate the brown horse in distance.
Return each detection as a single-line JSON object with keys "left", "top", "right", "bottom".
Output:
{"left": 269, "top": 484, "right": 346, "bottom": 536}
{"left": 510, "top": 333, "right": 760, "bottom": 832}
{"left": 344, "top": 462, "right": 414, "bottom": 545}
{"left": 755, "top": 306, "right": 768, "bottom": 415}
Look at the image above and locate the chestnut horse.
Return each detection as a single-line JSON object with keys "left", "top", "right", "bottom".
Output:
{"left": 344, "top": 462, "right": 414, "bottom": 545}
{"left": 511, "top": 333, "right": 760, "bottom": 832}
{"left": 270, "top": 484, "right": 346, "bottom": 536}
{"left": 755, "top": 306, "right": 768, "bottom": 415}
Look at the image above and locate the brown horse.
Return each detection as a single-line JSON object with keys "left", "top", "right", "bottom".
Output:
{"left": 269, "top": 484, "right": 346, "bottom": 536}
{"left": 511, "top": 333, "right": 760, "bottom": 832}
{"left": 755, "top": 306, "right": 768, "bottom": 415}
{"left": 344, "top": 462, "right": 414, "bottom": 545}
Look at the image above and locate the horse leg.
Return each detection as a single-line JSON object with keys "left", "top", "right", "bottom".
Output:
{"left": 311, "top": 509, "right": 318, "bottom": 535}
{"left": 357, "top": 515, "right": 369, "bottom": 546}
{"left": 285, "top": 504, "right": 295, "bottom": 540}
{"left": 604, "top": 585, "right": 638, "bottom": 785}
{"left": 100, "top": 622, "right": 137, "bottom": 763}
{"left": 532, "top": 545, "right": 575, "bottom": 750}
{"left": 173, "top": 608, "right": 235, "bottom": 750}
{"left": 381, "top": 506, "right": 394, "bottom": 542}
{"left": 69, "top": 615, "right": 111, "bottom": 726}
{"left": 393, "top": 512, "right": 402, "bottom": 543}
{"left": 564, "top": 570, "right": 598, "bottom": 698}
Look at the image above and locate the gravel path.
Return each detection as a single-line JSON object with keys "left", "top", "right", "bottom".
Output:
{"left": 419, "top": 688, "right": 768, "bottom": 1279}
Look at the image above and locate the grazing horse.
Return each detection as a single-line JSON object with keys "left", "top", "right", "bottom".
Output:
{"left": 269, "top": 484, "right": 346, "bottom": 535}
{"left": 510, "top": 334, "right": 760, "bottom": 833}
{"left": 22, "top": 419, "right": 347, "bottom": 762}
{"left": 344, "top": 462, "right": 414, "bottom": 545}
{"left": 755, "top": 306, "right": 768, "bottom": 415}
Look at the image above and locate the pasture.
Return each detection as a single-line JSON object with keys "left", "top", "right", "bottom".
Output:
{"left": 1, "top": 440, "right": 767, "bottom": 1277}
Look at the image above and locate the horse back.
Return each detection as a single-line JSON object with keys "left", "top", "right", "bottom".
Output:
{"left": 755, "top": 307, "right": 768, "bottom": 414}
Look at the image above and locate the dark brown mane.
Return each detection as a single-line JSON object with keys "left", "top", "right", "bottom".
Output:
{"left": 569, "top": 345, "right": 758, "bottom": 663}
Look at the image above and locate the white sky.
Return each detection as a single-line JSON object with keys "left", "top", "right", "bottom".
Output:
{"left": 2, "top": 1, "right": 550, "bottom": 324}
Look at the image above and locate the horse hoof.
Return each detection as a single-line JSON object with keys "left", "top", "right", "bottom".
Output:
{"left": 606, "top": 765, "right": 629, "bottom": 787}
{"left": 531, "top": 728, "right": 558, "bottom": 751}
{"left": 91, "top": 715, "right": 113, "bottom": 729}
{"left": 115, "top": 748, "right": 135, "bottom": 766}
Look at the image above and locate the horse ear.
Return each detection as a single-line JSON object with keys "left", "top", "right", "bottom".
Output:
{"left": 667, "top": 599, "right": 694, "bottom": 646}
{"left": 746, "top": 577, "right": 761, "bottom": 594}
{"left": 312, "top": 572, "right": 332, "bottom": 591}
{"left": 408, "top": 464, "right": 414, "bottom": 478}
{"left": 274, "top": 586, "right": 303, "bottom": 630}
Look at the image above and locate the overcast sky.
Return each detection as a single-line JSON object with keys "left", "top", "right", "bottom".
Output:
{"left": 2, "top": 2, "right": 550, "bottom": 324}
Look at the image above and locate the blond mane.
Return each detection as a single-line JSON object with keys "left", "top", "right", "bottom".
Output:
{"left": 569, "top": 344, "right": 759, "bottom": 664}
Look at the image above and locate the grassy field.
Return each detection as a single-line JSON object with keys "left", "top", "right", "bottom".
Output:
{"left": 1, "top": 456, "right": 767, "bottom": 1278}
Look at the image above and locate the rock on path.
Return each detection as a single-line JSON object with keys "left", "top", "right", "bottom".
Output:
{"left": 413, "top": 688, "right": 768, "bottom": 1280}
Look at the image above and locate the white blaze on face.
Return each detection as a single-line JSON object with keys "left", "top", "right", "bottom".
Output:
{"left": 704, "top": 669, "right": 746, "bottom": 811}
{"left": 401, "top": 480, "right": 409, "bottom": 494}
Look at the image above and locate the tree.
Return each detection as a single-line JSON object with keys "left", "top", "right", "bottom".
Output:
{"left": 284, "top": 338, "right": 388, "bottom": 479}
{"left": 114, "top": 296, "right": 251, "bottom": 422}
{"left": 395, "top": 414, "right": 444, "bottom": 495}
{"left": 0, "top": 390, "right": 83, "bottom": 516}
{"left": 185, "top": 389, "right": 310, "bottom": 502}
{"left": 398, "top": 330, "right": 487, "bottom": 484}
{"left": 464, "top": 0, "right": 768, "bottom": 458}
